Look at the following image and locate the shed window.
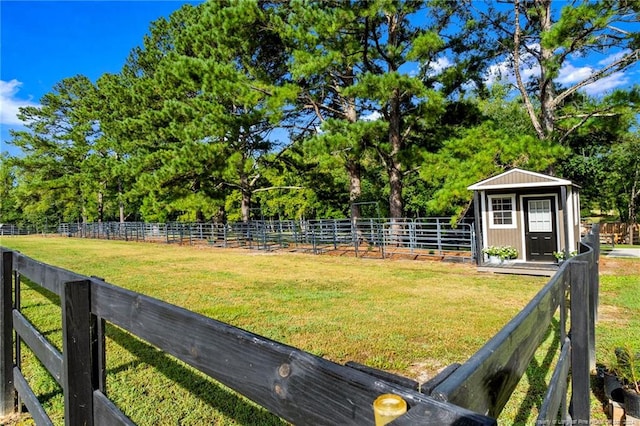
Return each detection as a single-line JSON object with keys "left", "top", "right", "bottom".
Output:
{"left": 489, "top": 195, "right": 516, "bottom": 228}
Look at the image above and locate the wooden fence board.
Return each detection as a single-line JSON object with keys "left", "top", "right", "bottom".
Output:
{"left": 13, "top": 367, "right": 53, "bottom": 426}
{"left": 345, "top": 361, "right": 420, "bottom": 391}
{"left": 93, "top": 390, "right": 135, "bottom": 426}
{"left": 13, "top": 252, "right": 83, "bottom": 297}
{"left": 90, "top": 280, "right": 494, "bottom": 425}
{"left": 570, "top": 261, "right": 591, "bottom": 423}
{"left": 537, "top": 338, "right": 571, "bottom": 424}
{"left": 12, "top": 310, "right": 63, "bottom": 387}
{"left": 62, "top": 279, "right": 93, "bottom": 426}
{"left": 1, "top": 250, "right": 14, "bottom": 417}
{"left": 431, "top": 270, "right": 564, "bottom": 417}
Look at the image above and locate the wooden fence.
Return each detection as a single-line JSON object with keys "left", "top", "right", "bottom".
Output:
{"left": 598, "top": 222, "right": 639, "bottom": 245}
{"left": 0, "top": 226, "right": 600, "bottom": 425}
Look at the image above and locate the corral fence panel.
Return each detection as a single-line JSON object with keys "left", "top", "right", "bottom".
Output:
{"left": 57, "top": 218, "right": 476, "bottom": 261}
{"left": 0, "top": 224, "right": 51, "bottom": 236}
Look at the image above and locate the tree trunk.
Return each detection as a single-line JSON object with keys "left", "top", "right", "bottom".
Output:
{"left": 384, "top": 13, "right": 404, "bottom": 220}
{"left": 389, "top": 163, "right": 403, "bottom": 219}
{"left": 513, "top": 0, "right": 554, "bottom": 141}
{"left": 388, "top": 89, "right": 404, "bottom": 219}
{"left": 193, "top": 179, "right": 204, "bottom": 222}
{"left": 344, "top": 88, "right": 363, "bottom": 221}
{"left": 116, "top": 155, "right": 125, "bottom": 223}
{"left": 81, "top": 191, "right": 88, "bottom": 225}
{"left": 347, "top": 159, "right": 362, "bottom": 220}
{"left": 537, "top": 0, "right": 555, "bottom": 139}
{"left": 97, "top": 191, "right": 104, "bottom": 223}
{"left": 241, "top": 171, "right": 251, "bottom": 222}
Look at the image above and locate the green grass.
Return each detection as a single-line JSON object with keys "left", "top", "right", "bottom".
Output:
{"left": 1, "top": 236, "right": 636, "bottom": 425}
{"left": 596, "top": 256, "right": 640, "bottom": 372}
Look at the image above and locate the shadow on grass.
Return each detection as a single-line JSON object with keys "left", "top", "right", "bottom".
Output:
{"left": 512, "top": 318, "right": 560, "bottom": 424}
{"left": 20, "top": 278, "right": 61, "bottom": 306}
{"left": 17, "top": 279, "right": 284, "bottom": 425}
{"left": 106, "top": 325, "right": 287, "bottom": 426}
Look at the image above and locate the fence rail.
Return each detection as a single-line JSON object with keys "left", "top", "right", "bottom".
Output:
{"left": 0, "top": 224, "right": 47, "bottom": 236}
{"left": 0, "top": 226, "right": 599, "bottom": 425}
{"left": 432, "top": 228, "right": 599, "bottom": 423}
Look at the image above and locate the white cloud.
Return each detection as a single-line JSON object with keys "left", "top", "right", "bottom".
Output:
{"left": 361, "top": 111, "right": 381, "bottom": 121}
{"left": 598, "top": 49, "right": 632, "bottom": 67}
{"left": 428, "top": 57, "right": 452, "bottom": 75}
{"left": 484, "top": 61, "right": 511, "bottom": 85}
{"left": 483, "top": 51, "right": 632, "bottom": 97}
{"left": 484, "top": 44, "right": 541, "bottom": 86}
{"left": 583, "top": 71, "right": 629, "bottom": 96}
{"left": 484, "top": 59, "right": 541, "bottom": 87}
{"left": 556, "top": 61, "right": 630, "bottom": 95}
{"left": 556, "top": 63, "right": 593, "bottom": 85}
{"left": 0, "top": 79, "right": 39, "bottom": 126}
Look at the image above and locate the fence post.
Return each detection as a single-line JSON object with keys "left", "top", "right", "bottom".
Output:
{"left": 589, "top": 227, "right": 600, "bottom": 371}
{"left": 62, "top": 279, "right": 94, "bottom": 426}
{"left": 410, "top": 220, "right": 416, "bottom": 253}
{"left": 1, "top": 250, "right": 16, "bottom": 417}
{"left": 352, "top": 220, "right": 359, "bottom": 257}
{"left": 570, "top": 260, "right": 590, "bottom": 424}
{"left": 436, "top": 218, "right": 443, "bottom": 254}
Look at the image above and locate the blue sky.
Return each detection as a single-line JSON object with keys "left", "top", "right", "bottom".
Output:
{"left": 1, "top": 1, "right": 638, "bottom": 157}
{"left": 1, "top": 0, "right": 202, "bottom": 156}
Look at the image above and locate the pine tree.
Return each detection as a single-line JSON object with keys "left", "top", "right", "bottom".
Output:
{"left": 9, "top": 75, "right": 101, "bottom": 224}
{"left": 476, "top": 0, "right": 639, "bottom": 142}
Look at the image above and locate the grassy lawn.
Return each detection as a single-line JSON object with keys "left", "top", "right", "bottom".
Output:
{"left": 0, "top": 236, "right": 636, "bottom": 425}
{"left": 593, "top": 255, "right": 640, "bottom": 417}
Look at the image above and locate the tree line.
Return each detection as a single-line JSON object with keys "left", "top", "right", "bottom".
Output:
{"left": 1, "top": 0, "right": 638, "bottom": 231}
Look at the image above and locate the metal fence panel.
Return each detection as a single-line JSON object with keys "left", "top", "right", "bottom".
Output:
{"left": 56, "top": 218, "right": 475, "bottom": 261}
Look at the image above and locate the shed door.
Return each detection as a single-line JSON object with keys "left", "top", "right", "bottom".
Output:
{"left": 524, "top": 197, "right": 557, "bottom": 262}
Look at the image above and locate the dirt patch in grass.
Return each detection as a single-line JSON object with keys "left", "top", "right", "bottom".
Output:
{"left": 407, "top": 359, "right": 449, "bottom": 383}
{"left": 597, "top": 304, "right": 630, "bottom": 327}
{"left": 0, "top": 413, "right": 33, "bottom": 425}
{"left": 600, "top": 257, "right": 640, "bottom": 275}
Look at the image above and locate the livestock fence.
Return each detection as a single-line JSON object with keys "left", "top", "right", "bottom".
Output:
{"left": 0, "top": 224, "right": 55, "bottom": 236}
{"left": 0, "top": 225, "right": 599, "bottom": 425}
{"left": 57, "top": 218, "right": 476, "bottom": 261}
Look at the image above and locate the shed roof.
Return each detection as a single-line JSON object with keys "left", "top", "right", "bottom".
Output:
{"left": 467, "top": 168, "right": 573, "bottom": 191}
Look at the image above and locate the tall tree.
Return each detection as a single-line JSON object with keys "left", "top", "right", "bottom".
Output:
{"left": 478, "top": 0, "right": 639, "bottom": 142}
{"left": 0, "top": 154, "right": 20, "bottom": 224}
{"left": 8, "top": 75, "right": 101, "bottom": 224}
{"left": 281, "top": 2, "right": 381, "bottom": 219}
{"left": 283, "top": 0, "right": 456, "bottom": 219}
{"left": 558, "top": 87, "right": 639, "bottom": 216}
{"left": 422, "top": 88, "right": 567, "bottom": 218}
{"left": 94, "top": 72, "right": 142, "bottom": 223}
{"left": 130, "top": 1, "right": 294, "bottom": 222}
{"left": 114, "top": 4, "right": 211, "bottom": 222}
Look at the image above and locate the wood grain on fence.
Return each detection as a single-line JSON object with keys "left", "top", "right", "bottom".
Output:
{"left": 430, "top": 266, "right": 566, "bottom": 417}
